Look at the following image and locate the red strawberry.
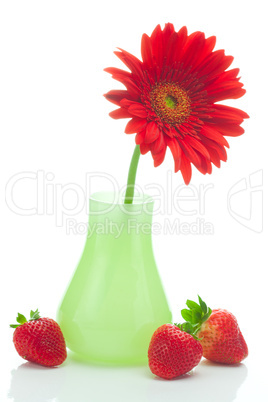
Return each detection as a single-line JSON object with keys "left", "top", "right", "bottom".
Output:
{"left": 10, "top": 309, "right": 67, "bottom": 367}
{"left": 180, "top": 296, "right": 248, "bottom": 364}
{"left": 148, "top": 323, "right": 203, "bottom": 379}
{"left": 197, "top": 309, "right": 248, "bottom": 364}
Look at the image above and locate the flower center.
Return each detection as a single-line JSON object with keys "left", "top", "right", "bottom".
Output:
{"left": 150, "top": 83, "right": 191, "bottom": 125}
{"left": 165, "top": 95, "right": 177, "bottom": 109}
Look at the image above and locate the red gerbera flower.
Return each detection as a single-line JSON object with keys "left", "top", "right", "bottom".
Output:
{"left": 104, "top": 23, "right": 249, "bottom": 184}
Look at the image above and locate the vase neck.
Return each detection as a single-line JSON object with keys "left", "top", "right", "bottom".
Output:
{"left": 86, "top": 192, "right": 155, "bottom": 240}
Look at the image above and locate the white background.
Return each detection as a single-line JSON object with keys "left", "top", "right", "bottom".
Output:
{"left": 0, "top": 0, "right": 267, "bottom": 401}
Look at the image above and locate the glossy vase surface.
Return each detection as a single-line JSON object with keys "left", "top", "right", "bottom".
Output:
{"left": 57, "top": 191, "right": 172, "bottom": 364}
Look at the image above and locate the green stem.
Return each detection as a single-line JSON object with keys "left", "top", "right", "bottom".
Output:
{"left": 124, "top": 144, "right": 141, "bottom": 204}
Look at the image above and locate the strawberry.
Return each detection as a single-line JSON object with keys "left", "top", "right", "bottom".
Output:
{"left": 148, "top": 323, "right": 203, "bottom": 379}
{"left": 179, "top": 296, "right": 248, "bottom": 364}
{"left": 197, "top": 309, "right": 248, "bottom": 364}
{"left": 10, "top": 309, "right": 67, "bottom": 367}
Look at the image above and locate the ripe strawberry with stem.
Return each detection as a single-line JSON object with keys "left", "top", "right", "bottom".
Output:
{"left": 148, "top": 323, "right": 203, "bottom": 379}
{"left": 179, "top": 296, "right": 248, "bottom": 364}
{"left": 10, "top": 309, "right": 67, "bottom": 367}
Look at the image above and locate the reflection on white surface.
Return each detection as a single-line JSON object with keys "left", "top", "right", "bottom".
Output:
{"left": 8, "top": 362, "right": 66, "bottom": 401}
{"left": 8, "top": 355, "right": 249, "bottom": 402}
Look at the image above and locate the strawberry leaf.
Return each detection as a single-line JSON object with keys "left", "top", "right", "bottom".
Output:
{"left": 29, "top": 309, "right": 41, "bottom": 321}
{"left": 174, "top": 321, "right": 202, "bottom": 340}
{"left": 181, "top": 309, "right": 192, "bottom": 322}
{"left": 16, "top": 313, "right": 27, "bottom": 325}
{"left": 10, "top": 313, "right": 27, "bottom": 329}
{"left": 198, "top": 295, "right": 208, "bottom": 314}
{"left": 175, "top": 321, "right": 194, "bottom": 334}
{"left": 201, "top": 308, "right": 212, "bottom": 323}
{"left": 191, "top": 310, "right": 202, "bottom": 324}
{"left": 10, "top": 309, "right": 41, "bottom": 329}
{"left": 186, "top": 300, "right": 203, "bottom": 314}
{"left": 179, "top": 296, "right": 212, "bottom": 335}
{"left": 181, "top": 322, "right": 194, "bottom": 334}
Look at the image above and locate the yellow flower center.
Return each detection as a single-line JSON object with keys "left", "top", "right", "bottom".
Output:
{"left": 150, "top": 83, "right": 191, "bottom": 125}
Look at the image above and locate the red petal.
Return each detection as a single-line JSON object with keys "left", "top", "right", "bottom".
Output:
{"left": 128, "top": 103, "right": 147, "bottom": 118}
{"left": 151, "top": 132, "right": 165, "bottom": 154}
{"left": 162, "top": 23, "right": 175, "bottom": 45}
{"left": 206, "top": 80, "right": 244, "bottom": 95}
{"left": 144, "top": 121, "right": 160, "bottom": 143}
{"left": 121, "top": 99, "right": 147, "bottom": 117}
{"left": 197, "top": 50, "right": 226, "bottom": 76}
{"left": 178, "top": 138, "right": 202, "bottom": 168}
{"left": 180, "top": 153, "right": 192, "bottom": 185}
{"left": 161, "top": 24, "right": 176, "bottom": 64}
{"left": 119, "top": 77, "right": 141, "bottom": 98}
{"left": 120, "top": 99, "right": 135, "bottom": 108}
{"left": 141, "top": 33, "right": 154, "bottom": 68}
{"left": 169, "top": 26, "right": 188, "bottom": 65}
{"left": 166, "top": 137, "right": 182, "bottom": 172}
{"left": 216, "top": 124, "right": 245, "bottom": 137}
{"left": 153, "top": 146, "right": 167, "bottom": 167}
{"left": 204, "top": 158, "right": 213, "bottom": 174}
{"left": 104, "top": 90, "right": 130, "bottom": 106}
{"left": 207, "top": 84, "right": 246, "bottom": 102}
{"left": 115, "top": 49, "right": 144, "bottom": 79}
{"left": 181, "top": 32, "right": 206, "bottom": 71}
{"left": 150, "top": 25, "right": 164, "bottom": 71}
{"left": 165, "top": 127, "right": 176, "bottom": 138}
{"left": 212, "top": 68, "right": 240, "bottom": 84}
{"left": 206, "top": 146, "right": 221, "bottom": 168}
{"left": 201, "top": 125, "right": 229, "bottom": 147}
{"left": 208, "top": 55, "right": 234, "bottom": 78}
{"left": 198, "top": 135, "right": 227, "bottom": 161}
{"left": 104, "top": 67, "right": 132, "bottom": 79}
{"left": 185, "top": 135, "right": 211, "bottom": 159}
{"left": 109, "top": 108, "right": 132, "bottom": 119}
{"left": 135, "top": 129, "right": 146, "bottom": 144}
{"left": 164, "top": 32, "right": 180, "bottom": 67}
{"left": 197, "top": 36, "right": 216, "bottom": 65}
{"left": 195, "top": 151, "right": 212, "bottom": 174}
{"left": 125, "top": 118, "right": 147, "bottom": 134}
{"left": 140, "top": 142, "right": 150, "bottom": 154}
{"left": 211, "top": 104, "right": 249, "bottom": 124}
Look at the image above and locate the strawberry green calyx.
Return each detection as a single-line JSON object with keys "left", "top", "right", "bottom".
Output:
{"left": 175, "top": 296, "right": 212, "bottom": 338}
{"left": 10, "top": 309, "right": 41, "bottom": 329}
{"left": 175, "top": 322, "right": 201, "bottom": 340}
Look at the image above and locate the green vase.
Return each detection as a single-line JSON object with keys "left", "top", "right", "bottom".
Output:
{"left": 57, "top": 191, "right": 172, "bottom": 365}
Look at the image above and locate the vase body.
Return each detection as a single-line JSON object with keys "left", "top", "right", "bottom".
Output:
{"left": 57, "top": 192, "right": 172, "bottom": 364}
